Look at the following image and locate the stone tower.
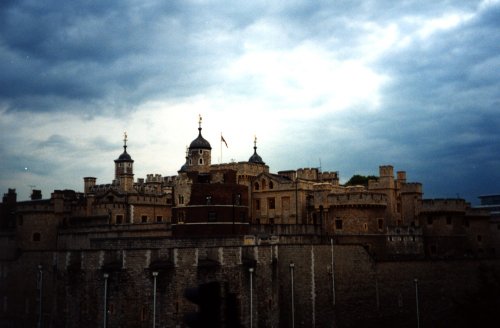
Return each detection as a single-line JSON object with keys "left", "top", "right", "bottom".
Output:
{"left": 114, "top": 132, "right": 134, "bottom": 191}
{"left": 186, "top": 116, "right": 212, "bottom": 173}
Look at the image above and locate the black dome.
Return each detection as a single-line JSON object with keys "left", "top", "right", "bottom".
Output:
{"left": 249, "top": 137, "right": 264, "bottom": 164}
{"left": 249, "top": 152, "right": 264, "bottom": 164}
{"left": 189, "top": 128, "right": 211, "bottom": 150}
{"left": 117, "top": 151, "right": 132, "bottom": 161}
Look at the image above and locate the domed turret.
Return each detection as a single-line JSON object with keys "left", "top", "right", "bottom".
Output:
{"left": 189, "top": 115, "right": 211, "bottom": 150}
{"left": 179, "top": 147, "right": 189, "bottom": 173}
{"left": 185, "top": 115, "right": 212, "bottom": 173}
{"left": 248, "top": 136, "right": 265, "bottom": 164}
{"left": 114, "top": 132, "right": 134, "bottom": 191}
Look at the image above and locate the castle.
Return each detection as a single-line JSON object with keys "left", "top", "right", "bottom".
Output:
{"left": 0, "top": 118, "right": 498, "bottom": 327}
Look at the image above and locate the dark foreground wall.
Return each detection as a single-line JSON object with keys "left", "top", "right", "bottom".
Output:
{"left": 1, "top": 240, "right": 499, "bottom": 328}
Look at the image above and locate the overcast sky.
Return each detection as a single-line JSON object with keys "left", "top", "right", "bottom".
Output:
{"left": 1, "top": 0, "right": 499, "bottom": 204}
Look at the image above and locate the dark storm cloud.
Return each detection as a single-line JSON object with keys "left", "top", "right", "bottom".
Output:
{"left": 0, "top": 0, "right": 248, "bottom": 113}
{"left": 1, "top": 0, "right": 499, "bottom": 204}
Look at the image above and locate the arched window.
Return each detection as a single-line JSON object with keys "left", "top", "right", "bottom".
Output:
{"left": 269, "top": 181, "right": 274, "bottom": 189}
{"left": 254, "top": 182, "right": 260, "bottom": 190}
{"left": 199, "top": 158, "right": 203, "bottom": 165}
{"left": 33, "top": 232, "right": 41, "bottom": 242}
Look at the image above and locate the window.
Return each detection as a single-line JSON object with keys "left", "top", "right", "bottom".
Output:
{"left": 267, "top": 198, "right": 275, "bottom": 210}
{"left": 335, "top": 219, "right": 343, "bottom": 230}
{"left": 208, "top": 212, "right": 217, "bottom": 222}
{"left": 108, "top": 303, "right": 115, "bottom": 315}
{"left": 32, "top": 233, "right": 41, "bottom": 242}
{"left": 282, "top": 197, "right": 290, "bottom": 211}
{"left": 178, "top": 195, "right": 184, "bottom": 205}
{"left": 156, "top": 216, "right": 162, "bottom": 223}
{"left": 141, "top": 215, "right": 148, "bottom": 223}
{"left": 116, "top": 214, "right": 123, "bottom": 224}
{"left": 235, "top": 194, "right": 241, "bottom": 205}
{"left": 199, "top": 158, "right": 203, "bottom": 165}
{"left": 378, "top": 219, "right": 384, "bottom": 230}
{"left": 363, "top": 223, "right": 368, "bottom": 231}
{"left": 269, "top": 181, "right": 274, "bottom": 189}
{"left": 206, "top": 196, "right": 212, "bottom": 205}
{"left": 255, "top": 199, "right": 260, "bottom": 210}
{"left": 199, "top": 149, "right": 203, "bottom": 155}
{"left": 254, "top": 182, "right": 260, "bottom": 190}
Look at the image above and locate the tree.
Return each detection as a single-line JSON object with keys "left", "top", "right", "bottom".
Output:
{"left": 344, "top": 174, "right": 378, "bottom": 187}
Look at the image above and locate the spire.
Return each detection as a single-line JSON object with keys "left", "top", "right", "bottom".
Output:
{"left": 248, "top": 135, "right": 265, "bottom": 164}
{"left": 116, "top": 132, "right": 133, "bottom": 162}
{"left": 123, "top": 131, "right": 128, "bottom": 153}
{"left": 189, "top": 114, "right": 211, "bottom": 150}
{"left": 198, "top": 114, "right": 202, "bottom": 135}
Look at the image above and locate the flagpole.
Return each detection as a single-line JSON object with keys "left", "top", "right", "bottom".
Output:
{"left": 220, "top": 132, "right": 223, "bottom": 164}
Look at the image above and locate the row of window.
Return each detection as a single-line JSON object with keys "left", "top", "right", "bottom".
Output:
{"left": 334, "top": 219, "right": 385, "bottom": 231}
{"left": 426, "top": 216, "right": 470, "bottom": 226}
{"left": 254, "top": 179, "right": 274, "bottom": 191}
{"left": 255, "top": 197, "right": 290, "bottom": 211}
{"left": 115, "top": 215, "right": 164, "bottom": 224}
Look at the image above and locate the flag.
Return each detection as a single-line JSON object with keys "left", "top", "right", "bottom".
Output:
{"left": 221, "top": 135, "right": 228, "bottom": 148}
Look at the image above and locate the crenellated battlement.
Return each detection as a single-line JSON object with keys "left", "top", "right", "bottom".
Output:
{"left": 296, "top": 168, "right": 319, "bottom": 181}
{"left": 327, "top": 192, "right": 387, "bottom": 207}
{"left": 401, "top": 182, "right": 423, "bottom": 193}
{"left": 421, "top": 198, "right": 467, "bottom": 213}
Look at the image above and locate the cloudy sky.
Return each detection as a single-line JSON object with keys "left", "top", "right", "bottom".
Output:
{"left": 1, "top": 0, "right": 499, "bottom": 204}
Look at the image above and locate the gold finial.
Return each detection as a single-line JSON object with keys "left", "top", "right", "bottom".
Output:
{"left": 123, "top": 131, "right": 128, "bottom": 147}
{"left": 198, "top": 114, "right": 202, "bottom": 128}
{"left": 254, "top": 135, "right": 257, "bottom": 147}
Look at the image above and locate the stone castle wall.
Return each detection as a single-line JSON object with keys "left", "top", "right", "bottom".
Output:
{"left": 2, "top": 239, "right": 499, "bottom": 328}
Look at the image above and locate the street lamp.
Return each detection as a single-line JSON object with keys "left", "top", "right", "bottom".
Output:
{"left": 249, "top": 267, "right": 254, "bottom": 328}
{"left": 37, "top": 264, "right": 43, "bottom": 328}
{"left": 414, "top": 278, "right": 420, "bottom": 328}
{"left": 290, "top": 262, "right": 295, "bottom": 328}
{"left": 152, "top": 271, "right": 159, "bottom": 328}
{"left": 103, "top": 273, "right": 109, "bottom": 328}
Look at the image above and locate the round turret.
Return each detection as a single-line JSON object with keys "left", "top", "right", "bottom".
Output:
{"left": 185, "top": 116, "right": 212, "bottom": 172}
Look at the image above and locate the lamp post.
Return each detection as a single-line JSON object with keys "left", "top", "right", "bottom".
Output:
{"left": 249, "top": 267, "right": 254, "bottom": 328}
{"left": 414, "top": 278, "right": 420, "bottom": 328}
{"left": 152, "top": 271, "right": 158, "bottom": 328}
{"left": 290, "top": 262, "right": 295, "bottom": 328}
{"left": 330, "top": 238, "right": 336, "bottom": 307}
{"left": 37, "top": 264, "right": 43, "bottom": 328}
{"left": 103, "top": 273, "right": 109, "bottom": 328}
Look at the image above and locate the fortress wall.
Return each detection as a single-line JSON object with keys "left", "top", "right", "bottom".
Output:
{"left": 1, "top": 242, "right": 499, "bottom": 327}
